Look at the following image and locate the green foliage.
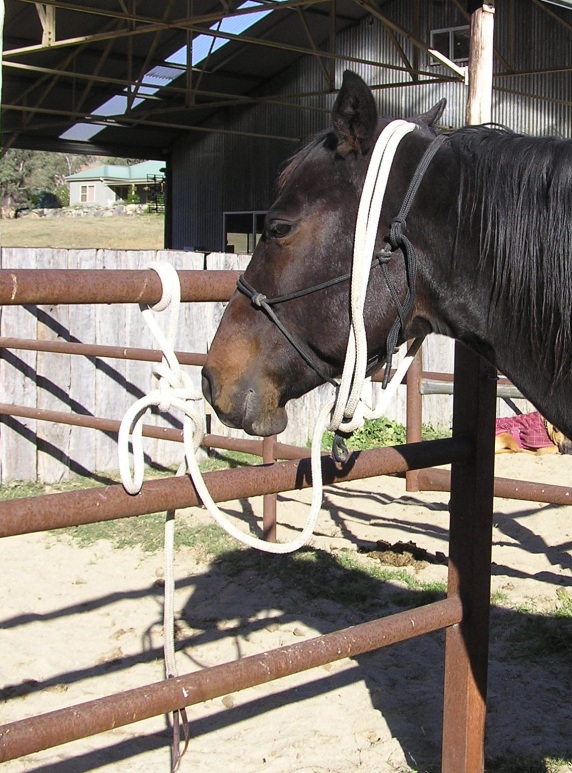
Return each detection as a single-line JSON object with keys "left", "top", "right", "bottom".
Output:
{"left": 0, "top": 150, "right": 36, "bottom": 211}
{"left": 485, "top": 756, "right": 571, "bottom": 772}
{"left": 0, "top": 149, "right": 134, "bottom": 216}
{"left": 126, "top": 184, "right": 140, "bottom": 204}
{"left": 506, "top": 589, "right": 572, "bottom": 661}
{"left": 321, "top": 417, "right": 450, "bottom": 451}
{"left": 55, "top": 183, "right": 70, "bottom": 207}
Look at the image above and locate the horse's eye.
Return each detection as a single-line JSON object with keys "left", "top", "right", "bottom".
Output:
{"left": 266, "top": 221, "right": 293, "bottom": 240}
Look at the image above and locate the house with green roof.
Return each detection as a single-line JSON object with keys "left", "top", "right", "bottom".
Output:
{"left": 66, "top": 160, "right": 165, "bottom": 208}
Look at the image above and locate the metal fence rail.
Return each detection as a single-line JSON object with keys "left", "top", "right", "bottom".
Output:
{"left": 0, "top": 264, "right": 556, "bottom": 772}
{"left": 0, "top": 597, "right": 463, "bottom": 762}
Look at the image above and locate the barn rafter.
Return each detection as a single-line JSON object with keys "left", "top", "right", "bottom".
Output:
{"left": 2, "top": 0, "right": 571, "bottom": 160}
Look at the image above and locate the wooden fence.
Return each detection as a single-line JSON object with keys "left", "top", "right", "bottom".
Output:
{"left": 0, "top": 248, "right": 532, "bottom": 484}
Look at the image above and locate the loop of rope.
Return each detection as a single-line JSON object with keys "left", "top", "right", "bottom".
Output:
{"left": 118, "top": 266, "right": 330, "bottom": 554}
{"left": 116, "top": 125, "right": 433, "bottom": 770}
{"left": 119, "top": 123, "right": 430, "bottom": 548}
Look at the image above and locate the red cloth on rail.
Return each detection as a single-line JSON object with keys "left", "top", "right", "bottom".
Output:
{"left": 495, "top": 411, "right": 552, "bottom": 451}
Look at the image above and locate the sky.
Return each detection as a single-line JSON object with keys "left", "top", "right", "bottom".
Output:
{"left": 61, "top": 1, "right": 277, "bottom": 142}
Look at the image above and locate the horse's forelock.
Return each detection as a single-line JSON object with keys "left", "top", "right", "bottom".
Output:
{"left": 277, "top": 131, "right": 333, "bottom": 193}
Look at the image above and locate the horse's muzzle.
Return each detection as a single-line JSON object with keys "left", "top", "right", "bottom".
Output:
{"left": 201, "top": 366, "right": 288, "bottom": 437}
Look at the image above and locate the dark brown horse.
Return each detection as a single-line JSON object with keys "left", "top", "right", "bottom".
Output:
{"left": 202, "top": 71, "right": 572, "bottom": 442}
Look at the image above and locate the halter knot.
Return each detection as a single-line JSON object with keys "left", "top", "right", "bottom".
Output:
{"left": 375, "top": 246, "right": 393, "bottom": 264}
{"left": 388, "top": 217, "right": 406, "bottom": 249}
{"left": 251, "top": 292, "right": 267, "bottom": 307}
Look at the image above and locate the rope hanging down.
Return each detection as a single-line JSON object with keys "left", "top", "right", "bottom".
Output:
{"left": 118, "top": 120, "right": 426, "bottom": 556}
{"left": 329, "top": 119, "right": 418, "bottom": 435}
{"left": 118, "top": 263, "right": 422, "bottom": 553}
{"left": 116, "top": 120, "right": 437, "bottom": 770}
{"left": 117, "top": 262, "right": 327, "bottom": 554}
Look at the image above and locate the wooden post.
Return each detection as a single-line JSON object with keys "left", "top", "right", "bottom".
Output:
{"left": 465, "top": 3, "right": 496, "bottom": 125}
{"left": 442, "top": 3, "right": 497, "bottom": 772}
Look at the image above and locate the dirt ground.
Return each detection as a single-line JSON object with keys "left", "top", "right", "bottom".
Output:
{"left": 1, "top": 453, "right": 571, "bottom": 772}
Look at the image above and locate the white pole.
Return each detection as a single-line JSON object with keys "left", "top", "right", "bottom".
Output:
{"left": 465, "top": 2, "right": 496, "bottom": 125}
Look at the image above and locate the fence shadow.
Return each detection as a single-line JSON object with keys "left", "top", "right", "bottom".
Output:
{"left": 172, "top": 546, "right": 572, "bottom": 771}
{"left": 3, "top": 541, "right": 571, "bottom": 772}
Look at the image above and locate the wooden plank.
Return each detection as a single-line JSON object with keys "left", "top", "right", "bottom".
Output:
{"left": 36, "top": 249, "right": 72, "bottom": 483}
{"left": 94, "top": 249, "right": 132, "bottom": 474}
{"left": 67, "top": 249, "right": 99, "bottom": 479}
{"left": 465, "top": 3, "right": 495, "bottom": 125}
{"left": 205, "top": 252, "right": 252, "bottom": 444}
{"left": 0, "top": 248, "right": 38, "bottom": 482}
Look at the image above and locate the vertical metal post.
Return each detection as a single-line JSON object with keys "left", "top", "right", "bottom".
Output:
{"left": 328, "top": 0, "right": 336, "bottom": 92}
{"left": 405, "top": 343, "right": 423, "bottom": 492}
{"left": 442, "top": 344, "right": 496, "bottom": 772}
{"left": 441, "top": 6, "right": 497, "bottom": 769}
{"left": 262, "top": 434, "right": 278, "bottom": 541}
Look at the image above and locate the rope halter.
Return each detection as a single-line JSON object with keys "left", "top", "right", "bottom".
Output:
{"left": 118, "top": 122, "right": 446, "bottom": 553}
{"left": 238, "top": 122, "right": 447, "bottom": 446}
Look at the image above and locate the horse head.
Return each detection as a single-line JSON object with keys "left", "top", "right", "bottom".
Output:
{"left": 203, "top": 71, "right": 445, "bottom": 436}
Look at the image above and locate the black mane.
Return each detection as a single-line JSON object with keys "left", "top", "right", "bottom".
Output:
{"left": 450, "top": 125, "right": 572, "bottom": 384}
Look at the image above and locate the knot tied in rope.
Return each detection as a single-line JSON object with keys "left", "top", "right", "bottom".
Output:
{"left": 251, "top": 292, "right": 267, "bottom": 307}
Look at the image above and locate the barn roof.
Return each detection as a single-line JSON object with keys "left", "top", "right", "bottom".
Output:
{"left": 2, "top": 1, "right": 572, "bottom": 160}
{"left": 2, "top": 0, "right": 371, "bottom": 158}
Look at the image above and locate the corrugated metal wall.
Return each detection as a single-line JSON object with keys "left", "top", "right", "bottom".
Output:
{"left": 171, "top": 0, "right": 571, "bottom": 250}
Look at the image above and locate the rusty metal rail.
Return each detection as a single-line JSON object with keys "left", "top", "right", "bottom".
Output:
{"left": 0, "top": 268, "right": 241, "bottom": 305}
{"left": 0, "top": 336, "right": 208, "bottom": 366}
{"left": 0, "top": 597, "right": 462, "bottom": 762}
{"left": 0, "top": 402, "right": 308, "bottom": 461}
{"left": 0, "top": 437, "right": 468, "bottom": 538}
{"left": 0, "top": 264, "right": 562, "bottom": 771}
{"left": 418, "top": 467, "right": 572, "bottom": 506}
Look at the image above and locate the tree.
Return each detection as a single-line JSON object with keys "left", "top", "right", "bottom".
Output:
{"left": 0, "top": 150, "right": 36, "bottom": 215}
{"left": 0, "top": 150, "right": 120, "bottom": 216}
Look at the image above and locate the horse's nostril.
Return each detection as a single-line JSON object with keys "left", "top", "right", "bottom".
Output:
{"left": 201, "top": 368, "right": 215, "bottom": 406}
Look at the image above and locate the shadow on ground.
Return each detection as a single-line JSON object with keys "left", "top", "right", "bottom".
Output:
{"left": 9, "top": 541, "right": 571, "bottom": 773}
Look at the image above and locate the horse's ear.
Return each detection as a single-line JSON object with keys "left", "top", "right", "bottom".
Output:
{"left": 332, "top": 70, "right": 378, "bottom": 157}
{"left": 413, "top": 99, "right": 447, "bottom": 128}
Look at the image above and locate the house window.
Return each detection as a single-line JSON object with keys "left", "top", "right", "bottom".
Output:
{"left": 430, "top": 26, "right": 470, "bottom": 64}
{"left": 113, "top": 185, "right": 130, "bottom": 202}
{"left": 223, "top": 211, "right": 266, "bottom": 253}
{"left": 80, "top": 184, "right": 95, "bottom": 203}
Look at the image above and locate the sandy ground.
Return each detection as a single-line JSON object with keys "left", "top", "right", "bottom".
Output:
{"left": 1, "top": 452, "right": 572, "bottom": 772}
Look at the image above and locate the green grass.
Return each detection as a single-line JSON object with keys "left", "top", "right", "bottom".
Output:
{"left": 505, "top": 589, "right": 572, "bottom": 661}
{"left": 485, "top": 757, "right": 572, "bottom": 773}
{"left": 217, "top": 544, "right": 447, "bottom": 613}
{"left": 0, "top": 450, "right": 253, "bottom": 553}
{"left": 67, "top": 516, "right": 237, "bottom": 559}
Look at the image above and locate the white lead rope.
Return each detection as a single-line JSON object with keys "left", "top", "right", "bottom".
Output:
{"left": 116, "top": 121, "right": 423, "bottom": 772}
{"left": 118, "top": 120, "right": 423, "bottom": 555}
{"left": 329, "top": 119, "right": 417, "bottom": 434}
